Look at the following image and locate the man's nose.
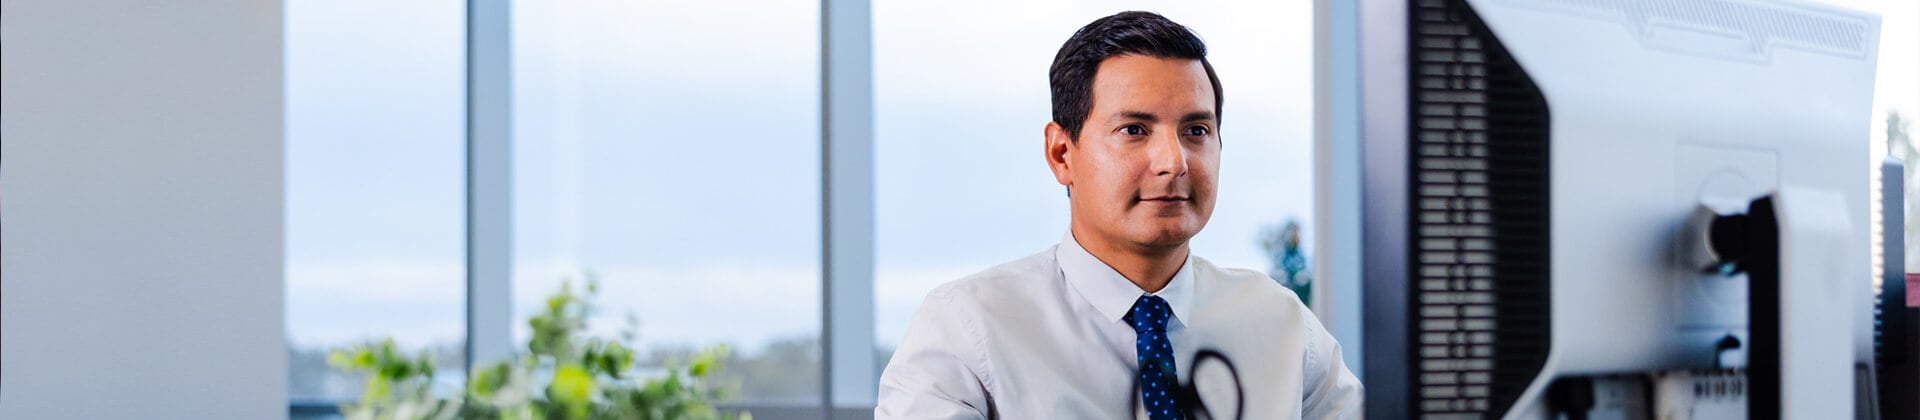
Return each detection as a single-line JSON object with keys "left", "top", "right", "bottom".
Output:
{"left": 1150, "top": 131, "right": 1189, "bottom": 177}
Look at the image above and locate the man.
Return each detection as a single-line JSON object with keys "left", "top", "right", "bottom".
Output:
{"left": 876, "top": 11, "right": 1362, "bottom": 419}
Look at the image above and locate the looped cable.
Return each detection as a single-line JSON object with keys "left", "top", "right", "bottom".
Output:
{"left": 1130, "top": 348, "right": 1244, "bottom": 420}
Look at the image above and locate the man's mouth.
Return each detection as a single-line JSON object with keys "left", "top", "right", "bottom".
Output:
{"left": 1139, "top": 195, "right": 1190, "bottom": 202}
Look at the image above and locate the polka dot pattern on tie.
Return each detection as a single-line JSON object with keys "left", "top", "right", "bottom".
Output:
{"left": 1126, "top": 294, "right": 1183, "bottom": 420}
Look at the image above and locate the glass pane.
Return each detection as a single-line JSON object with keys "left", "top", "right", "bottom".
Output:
{"left": 873, "top": 2, "right": 1317, "bottom": 366}
{"left": 285, "top": 0, "right": 468, "bottom": 402}
{"left": 512, "top": 0, "right": 823, "bottom": 407}
{"left": 1847, "top": 0, "right": 1920, "bottom": 281}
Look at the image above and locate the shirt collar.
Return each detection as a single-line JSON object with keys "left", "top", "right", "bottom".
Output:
{"left": 1056, "top": 231, "right": 1195, "bottom": 327}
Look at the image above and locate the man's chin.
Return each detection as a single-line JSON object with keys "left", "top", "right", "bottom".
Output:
{"left": 1129, "top": 226, "right": 1200, "bottom": 251}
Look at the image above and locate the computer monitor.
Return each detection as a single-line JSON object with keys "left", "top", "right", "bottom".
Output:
{"left": 1351, "top": 0, "right": 1883, "bottom": 418}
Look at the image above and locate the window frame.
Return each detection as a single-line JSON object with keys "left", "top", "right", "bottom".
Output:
{"left": 291, "top": 0, "right": 875, "bottom": 419}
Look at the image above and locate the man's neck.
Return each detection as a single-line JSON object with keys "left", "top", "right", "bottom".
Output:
{"left": 1069, "top": 224, "right": 1189, "bottom": 293}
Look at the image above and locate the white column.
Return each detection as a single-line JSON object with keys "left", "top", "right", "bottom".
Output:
{"left": 0, "top": 1, "right": 286, "bottom": 417}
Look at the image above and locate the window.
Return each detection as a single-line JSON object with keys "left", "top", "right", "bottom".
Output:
{"left": 285, "top": 0, "right": 468, "bottom": 402}
{"left": 1848, "top": 0, "right": 1920, "bottom": 284}
{"left": 511, "top": 0, "right": 824, "bottom": 406}
{"left": 285, "top": 0, "right": 1335, "bottom": 411}
{"left": 872, "top": 1, "right": 1319, "bottom": 362}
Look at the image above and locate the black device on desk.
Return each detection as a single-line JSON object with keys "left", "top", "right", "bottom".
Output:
{"left": 1878, "top": 154, "right": 1919, "bottom": 420}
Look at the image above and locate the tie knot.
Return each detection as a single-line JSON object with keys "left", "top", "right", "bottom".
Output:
{"left": 1127, "top": 294, "right": 1172, "bottom": 333}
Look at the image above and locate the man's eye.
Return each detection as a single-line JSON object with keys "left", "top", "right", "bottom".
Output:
{"left": 1120, "top": 125, "right": 1146, "bottom": 136}
{"left": 1185, "top": 126, "right": 1210, "bottom": 136}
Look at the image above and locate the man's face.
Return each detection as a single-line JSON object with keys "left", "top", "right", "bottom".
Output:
{"left": 1048, "top": 54, "right": 1220, "bottom": 252}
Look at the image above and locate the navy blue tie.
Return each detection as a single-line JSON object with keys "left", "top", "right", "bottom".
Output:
{"left": 1127, "top": 294, "right": 1183, "bottom": 420}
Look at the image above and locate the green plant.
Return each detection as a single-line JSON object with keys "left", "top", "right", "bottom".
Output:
{"left": 329, "top": 339, "right": 460, "bottom": 420}
{"left": 330, "top": 275, "right": 746, "bottom": 420}
{"left": 1259, "top": 218, "right": 1312, "bottom": 307}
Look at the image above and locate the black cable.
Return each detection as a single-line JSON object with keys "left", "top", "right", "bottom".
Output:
{"left": 1546, "top": 377, "right": 1594, "bottom": 420}
{"left": 1130, "top": 348, "right": 1245, "bottom": 420}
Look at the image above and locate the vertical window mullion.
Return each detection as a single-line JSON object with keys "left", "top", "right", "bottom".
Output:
{"left": 823, "top": 0, "right": 877, "bottom": 415}
{"left": 466, "top": 0, "right": 514, "bottom": 371}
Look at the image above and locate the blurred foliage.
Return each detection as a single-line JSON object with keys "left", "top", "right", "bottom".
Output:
{"left": 329, "top": 339, "right": 459, "bottom": 420}
{"left": 330, "top": 274, "right": 746, "bottom": 420}
{"left": 1260, "top": 218, "right": 1313, "bottom": 307}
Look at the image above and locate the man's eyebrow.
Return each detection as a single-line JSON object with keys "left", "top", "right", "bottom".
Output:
{"left": 1180, "top": 111, "right": 1215, "bottom": 123}
{"left": 1114, "top": 111, "right": 1159, "bottom": 123}
{"left": 1109, "top": 111, "right": 1216, "bottom": 124}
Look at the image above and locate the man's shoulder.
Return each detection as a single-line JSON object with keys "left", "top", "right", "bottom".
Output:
{"left": 923, "top": 247, "right": 1061, "bottom": 309}
{"left": 1191, "top": 256, "right": 1310, "bottom": 312}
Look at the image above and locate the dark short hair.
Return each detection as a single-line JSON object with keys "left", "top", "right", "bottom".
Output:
{"left": 1049, "top": 11, "right": 1223, "bottom": 141}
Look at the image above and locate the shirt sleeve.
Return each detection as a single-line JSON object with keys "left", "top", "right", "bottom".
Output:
{"left": 876, "top": 286, "right": 993, "bottom": 420}
{"left": 1301, "top": 315, "right": 1364, "bottom": 420}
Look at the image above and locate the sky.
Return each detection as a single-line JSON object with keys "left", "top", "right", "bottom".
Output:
{"left": 1840, "top": 0, "right": 1920, "bottom": 141}
{"left": 283, "top": 0, "right": 1920, "bottom": 400}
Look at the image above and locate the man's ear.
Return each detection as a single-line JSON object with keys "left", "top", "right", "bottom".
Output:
{"left": 1044, "top": 121, "right": 1074, "bottom": 190}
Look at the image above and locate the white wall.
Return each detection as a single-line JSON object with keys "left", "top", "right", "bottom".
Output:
{"left": 1, "top": 0, "right": 286, "bottom": 418}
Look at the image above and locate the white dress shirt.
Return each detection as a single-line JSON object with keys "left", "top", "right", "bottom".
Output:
{"left": 876, "top": 234, "right": 1363, "bottom": 419}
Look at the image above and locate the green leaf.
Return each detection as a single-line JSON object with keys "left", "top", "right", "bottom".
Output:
{"left": 468, "top": 363, "right": 505, "bottom": 398}
{"left": 327, "top": 349, "right": 353, "bottom": 369}
{"left": 361, "top": 375, "right": 391, "bottom": 405}
{"left": 551, "top": 363, "right": 595, "bottom": 404}
{"left": 353, "top": 349, "right": 377, "bottom": 369}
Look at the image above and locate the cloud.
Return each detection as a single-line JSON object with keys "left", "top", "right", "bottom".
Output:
{"left": 285, "top": 259, "right": 466, "bottom": 348}
{"left": 511, "top": 260, "right": 822, "bottom": 353}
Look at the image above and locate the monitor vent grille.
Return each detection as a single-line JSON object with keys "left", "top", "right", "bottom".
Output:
{"left": 1409, "top": 0, "right": 1552, "bottom": 417}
